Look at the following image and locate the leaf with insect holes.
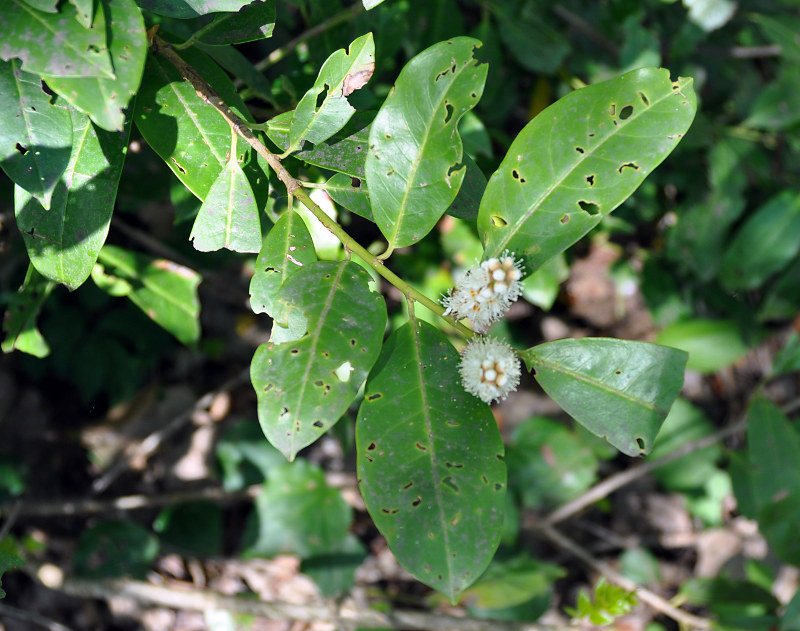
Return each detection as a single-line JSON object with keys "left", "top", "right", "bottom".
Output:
{"left": 357, "top": 319, "right": 505, "bottom": 603}
{"left": 519, "top": 338, "right": 687, "bottom": 457}
{"left": 15, "top": 105, "right": 130, "bottom": 290}
{"left": 365, "top": 37, "right": 487, "bottom": 249}
{"left": 251, "top": 261, "right": 387, "bottom": 461}
{"left": 478, "top": 68, "right": 696, "bottom": 275}
{"left": 250, "top": 210, "right": 317, "bottom": 316}
{"left": 287, "top": 33, "right": 374, "bottom": 153}
{"left": 0, "top": 58, "right": 72, "bottom": 210}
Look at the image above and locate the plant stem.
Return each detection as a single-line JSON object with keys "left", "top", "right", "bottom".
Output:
{"left": 150, "top": 35, "right": 474, "bottom": 339}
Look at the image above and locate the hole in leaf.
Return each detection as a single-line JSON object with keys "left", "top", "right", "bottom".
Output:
{"left": 366, "top": 442, "right": 376, "bottom": 451}
{"left": 578, "top": 200, "right": 600, "bottom": 215}
{"left": 481, "top": 474, "right": 489, "bottom": 485}
{"left": 381, "top": 507, "right": 399, "bottom": 514}
{"left": 636, "top": 437, "right": 646, "bottom": 451}
{"left": 170, "top": 158, "right": 187, "bottom": 174}
{"left": 511, "top": 169, "right": 526, "bottom": 183}
{"left": 639, "top": 91, "right": 650, "bottom": 106}
{"left": 445, "top": 461, "right": 463, "bottom": 469}
{"left": 470, "top": 91, "right": 477, "bottom": 98}
{"left": 618, "top": 162, "right": 639, "bottom": 174}
{"left": 586, "top": 174, "right": 595, "bottom": 186}
{"left": 490, "top": 215, "right": 507, "bottom": 227}
{"left": 15, "top": 143, "right": 28, "bottom": 155}
{"left": 351, "top": 177, "right": 361, "bottom": 188}
{"left": 264, "top": 383, "right": 274, "bottom": 392}
{"left": 313, "top": 420, "right": 324, "bottom": 428}
{"left": 333, "top": 361, "right": 353, "bottom": 382}
{"left": 314, "top": 380, "right": 324, "bottom": 387}
{"left": 615, "top": 369, "right": 622, "bottom": 375}
{"left": 367, "top": 392, "right": 382, "bottom": 401}
{"left": 290, "top": 348, "right": 300, "bottom": 355}
{"left": 350, "top": 338, "right": 357, "bottom": 346}
{"left": 411, "top": 496, "right": 422, "bottom": 507}
{"left": 365, "top": 454, "right": 374, "bottom": 462}
{"left": 608, "top": 103, "right": 616, "bottom": 116}
{"left": 315, "top": 87, "right": 328, "bottom": 109}
{"left": 415, "top": 442, "right": 427, "bottom": 452}
{"left": 445, "top": 419, "right": 460, "bottom": 427}
{"left": 402, "top": 481, "right": 414, "bottom": 490}
{"left": 494, "top": 482, "right": 503, "bottom": 491}
{"left": 496, "top": 453, "right": 505, "bottom": 462}
{"left": 619, "top": 105, "right": 633, "bottom": 120}
{"left": 442, "top": 476, "right": 459, "bottom": 493}
{"left": 324, "top": 274, "right": 332, "bottom": 279}
{"left": 588, "top": 132, "right": 595, "bottom": 137}
{"left": 444, "top": 102, "right": 454, "bottom": 124}
{"left": 560, "top": 214, "right": 570, "bottom": 224}
{"left": 575, "top": 146, "right": 584, "bottom": 154}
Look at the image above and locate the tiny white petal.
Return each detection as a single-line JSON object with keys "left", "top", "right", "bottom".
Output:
{"left": 458, "top": 336, "right": 521, "bottom": 404}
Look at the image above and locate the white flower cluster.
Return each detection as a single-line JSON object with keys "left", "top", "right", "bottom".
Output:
{"left": 458, "top": 336, "right": 522, "bottom": 404}
{"left": 441, "top": 252, "right": 524, "bottom": 333}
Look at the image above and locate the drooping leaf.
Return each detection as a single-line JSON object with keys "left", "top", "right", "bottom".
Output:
{"left": 478, "top": 68, "right": 696, "bottom": 274}
{"left": 134, "top": 0, "right": 255, "bottom": 18}
{"left": 1, "top": 264, "right": 55, "bottom": 357}
{"left": 15, "top": 106, "right": 130, "bottom": 290}
{"left": 287, "top": 33, "right": 375, "bottom": 153}
{"left": 366, "top": 37, "right": 487, "bottom": 249}
{"left": 95, "top": 245, "right": 201, "bottom": 345}
{"left": 243, "top": 460, "right": 352, "bottom": 558}
{"left": 193, "top": 0, "right": 275, "bottom": 45}
{"left": 0, "top": 58, "right": 72, "bottom": 210}
{"left": 356, "top": 319, "right": 506, "bottom": 603}
{"left": 720, "top": 190, "right": 800, "bottom": 291}
{"left": 251, "top": 261, "right": 387, "bottom": 460}
{"left": 0, "top": 1, "right": 114, "bottom": 79}
{"left": 266, "top": 110, "right": 374, "bottom": 178}
{"left": 133, "top": 45, "right": 252, "bottom": 201}
{"left": 43, "top": 0, "right": 147, "bottom": 132}
{"left": 189, "top": 151, "right": 262, "bottom": 253}
{"left": 250, "top": 209, "right": 317, "bottom": 316}
{"left": 520, "top": 338, "right": 687, "bottom": 456}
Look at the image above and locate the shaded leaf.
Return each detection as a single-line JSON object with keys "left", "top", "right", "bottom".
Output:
{"left": 243, "top": 460, "right": 351, "bottom": 558}
{"left": 0, "top": 538, "right": 24, "bottom": 599}
{"left": 74, "top": 520, "right": 159, "bottom": 579}
{"left": 326, "top": 172, "right": 372, "bottom": 221}
{"left": 301, "top": 534, "right": 366, "bottom": 597}
{"left": 287, "top": 32, "right": 374, "bottom": 152}
{"left": 0, "top": 58, "right": 72, "bottom": 210}
{"left": 15, "top": 106, "right": 130, "bottom": 290}
{"left": 478, "top": 68, "right": 696, "bottom": 274}
{"left": 495, "top": 2, "right": 569, "bottom": 75}
{"left": 0, "top": 1, "right": 114, "bottom": 79}
{"left": 189, "top": 151, "right": 262, "bottom": 253}
{"left": 1, "top": 264, "right": 55, "bottom": 357}
{"left": 43, "top": 0, "right": 147, "bottom": 131}
{"left": 251, "top": 261, "right": 387, "bottom": 460}
{"left": 356, "top": 319, "right": 506, "bottom": 603}
{"left": 135, "top": 0, "right": 255, "bottom": 18}
{"left": 194, "top": 0, "right": 275, "bottom": 45}
{"left": 744, "top": 65, "right": 800, "bottom": 131}
{"left": 752, "top": 13, "right": 800, "bottom": 64}
{"left": 153, "top": 501, "right": 223, "bottom": 557}
{"left": 95, "top": 245, "right": 201, "bottom": 345}
{"left": 366, "top": 37, "right": 487, "bottom": 249}
{"left": 68, "top": 0, "right": 95, "bottom": 27}
{"left": 520, "top": 338, "right": 687, "bottom": 456}
{"left": 655, "top": 318, "right": 749, "bottom": 374}
{"left": 250, "top": 209, "right": 317, "bottom": 316}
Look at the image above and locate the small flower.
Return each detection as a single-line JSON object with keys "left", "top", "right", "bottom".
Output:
{"left": 458, "top": 336, "right": 521, "bottom": 404}
{"left": 441, "top": 252, "right": 524, "bottom": 332}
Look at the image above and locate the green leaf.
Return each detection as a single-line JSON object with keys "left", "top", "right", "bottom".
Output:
{"left": 251, "top": 261, "right": 387, "bottom": 460}
{"left": 193, "top": 1, "right": 275, "bottom": 45}
{"left": 135, "top": 0, "right": 255, "bottom": 18}
{"left": 287, "top": 33, "right": 375, "bottom": 152}
{"left": 1, "top": 264, "right": 55, "bottom": 357}
{"left": 301, "top": 534, "right": 366, "bottom": 597}
{"left": 366, "top": 37, "right": 487, "bottom": 249}
{"left": 0, "top": 58, "right": 72, "bottom": 210}
{"left": 356, "top": 319, "right": 506, "bottom": 603}
{"left": 266, "top": 110, "right": 374, "bottom": 178}
{"left": 478, "top": 68, "right": 696, "bottom": 274}
{"left": 446, "top": 153, "right": 487, "bottom": 222}
{"left": 495, "top": 2, "right": 569, "bottom": 75}
{"left": 720, "top": 190, "right": 800, "bottom": 291}
{"left": 250, "top": 209, "right": 317, "bottom": 316}
{"left": 189, "top": 151, "right": 262, "bottom": 253}
{"left": 0, "top": 1, "right": 115, "bottom": 79}
{"left": 0, "top": 538, "right": 24, "bottom": 599}
{"left": 215, "top": 418, "right": 286, "bottom": 491}
{"left": 655, "top": 318, "right": 749, "bottom": 374}
{"left": 68, "top": 0, "right": 95, "bottom": 27}
{"left": 326, "top": 172, "right": 373, "bottom": 220}
{"left": 96, "top": 245, "right": 201, "bottom": 345}
{"left": 243, "top": 460, "right": 352, "bottom": 558}
{"left": 744, "top": 65, "right": 800, "bottom": 131}
{"left": 752, "top": 13, "right": 800, "bottom": 64}
{"left": 74, "top": 519, "right": 159, "bottom": 579}
{"left": 42, "top": 0, "right": 147, "bottom": 131}
{"left": 133, "top": 46, "right": 252, "bottom": 201}
{"left": 153, "top": 501, "right": 223, "bottom": 557}
{"left": 520, "top": 338, "right": 687, "bottom": 456}
{"left": 683, "top": 0, "right": 737, "bottom": 32}
{"left": 15, "top": 106, "right": 130, "bottom": 290}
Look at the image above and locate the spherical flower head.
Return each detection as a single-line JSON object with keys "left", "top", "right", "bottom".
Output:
{"left": 480, "top": 252, "right": 524, "bottom": 303}
{"left": 458, "top": 336, "right": 521, "bottom": 404}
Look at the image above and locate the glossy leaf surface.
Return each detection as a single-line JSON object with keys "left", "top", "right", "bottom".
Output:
{"left": 15, "top": 107, "right": 129, "bottom": 290}
{"left": 366, "top": 37, "right": 487, "bottom": 248}
{"left": 189, "top": 151, "right": 262, "bottom": 253}
{"left": 135, "top": 0, "right": 254, "bottom": 18}
{"left": 0, "top": 59, "right": 72, "bottom": 210}
{"left": 1, "top": 264, "right": 55, "bottom": 357}
{"left": 357, "top": 319, "right": 505, "bottom": 602}
{"left": 251, "top": 261, "right": 387, "bottom": 460}
{"left": 521, "top": 338, "right": 687, "bottom": 456}
{"left": 95, "top": 245, "right": 201, "bottom": 345}
{"left": 193, "top": 0, "right": 275, "bottom": 45}
{"left": 250, "top": 209, "right": 317, "bottom": 316}
{"left": 0, "top": 1, "right": 114, "bottom": 79}
{"left": 288, "top": 33, "right": 374, "bottom": 152}
{"left": 43, "top": 0, "right": 147, "bottom": 131}
{"left": 479, "top": 68, "right": 696, "bottom": 273}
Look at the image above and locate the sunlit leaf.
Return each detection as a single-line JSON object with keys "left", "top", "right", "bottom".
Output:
{"left": 357, "top": 319, "right": 505, "bottom": 602}
{"left": 520, "top": 338, "right": 687, "bottom": 456}
{"left": 655, "top": 318, "right": 749, "bottom": 374}
{"left": 193, "top": 0, "right": 275, "bottom": 45}
{"left": 479, "top": 68, "right": 696, "bottom": 274}
{"left": 366, "top": 37, "right": 487, "bottom": 249}
{"left": 1, "top": 264, "right": 55, "bottom": 357}
{"left": 135, "top": 0, "right": 255, "bottom": 18}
